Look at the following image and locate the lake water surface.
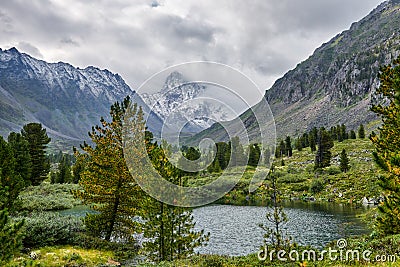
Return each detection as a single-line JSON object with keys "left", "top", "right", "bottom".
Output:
{"left": 192, "top": 202, "right": 369, "bottom": 256}
{"left": 60, "top": 202, "right": 369, "bottom": 256}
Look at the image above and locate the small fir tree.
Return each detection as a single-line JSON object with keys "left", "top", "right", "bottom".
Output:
{"left": 339, "top": 149, "right": 350, "bottom": 173}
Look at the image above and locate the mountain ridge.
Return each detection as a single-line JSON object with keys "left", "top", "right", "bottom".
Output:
{"left": 186, "top": 0, "right": 400, "bottom": 145}
{"left": 0, "top": 47, "right": 163, "bottom": 150}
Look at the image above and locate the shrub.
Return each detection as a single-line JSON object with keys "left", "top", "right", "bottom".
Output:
{"left": 291, "top": 183, "right": 310, "bottom": 192}
{"left": 278, "top": 174, "right": 307, "bottom": 183}
{"left": 17, "top": 183, "right": 81, "bottom": 211}
{"left": 15, "top": 212, "right": 84, "bottom": 248}
{"left": 325, "top": 166, "right": 341, "bottom": 175}
{"left": 310, "top": 179, "right": 325, "bottom": 194}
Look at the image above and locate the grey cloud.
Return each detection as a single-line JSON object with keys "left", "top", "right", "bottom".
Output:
{"left": 17, "top": 41, "right": 43, "bottom": 58}
{"left": 0, "top": 0, "right": 386, "bottom": 96}
{"left": 60, "top": 37, "right": 80, "bottom": 47}
{"left": 0, "top": 10, "right": 14, "bottom": 33}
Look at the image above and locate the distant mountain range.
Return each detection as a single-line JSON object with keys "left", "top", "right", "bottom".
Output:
{"left": 0, "top": 47, "right": 163, "bottom": 150}
{"left": 186, "top": 0, "right": 400, "bottom": 144}
{"left": 2, "top": 0, "right": 400, "bottom": 150}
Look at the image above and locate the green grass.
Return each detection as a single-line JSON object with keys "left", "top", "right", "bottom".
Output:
{"left": 8, "top": 245, "right": 116, "bottom": 267}
{"left": 137, "top": 234, "right": 400, "bottom": 266}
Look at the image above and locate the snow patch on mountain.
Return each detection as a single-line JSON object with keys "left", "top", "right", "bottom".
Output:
{"left": 141, "top": 71, "right": 233, "bottom": 132}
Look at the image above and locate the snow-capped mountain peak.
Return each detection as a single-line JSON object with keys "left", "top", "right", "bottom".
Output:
{"left": 141, "top": 71, "right": 231, "bottom": 133}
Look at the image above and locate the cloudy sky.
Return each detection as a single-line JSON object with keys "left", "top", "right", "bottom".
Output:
{"left": 0, "top": 0, "right": 385, "bottom": 103}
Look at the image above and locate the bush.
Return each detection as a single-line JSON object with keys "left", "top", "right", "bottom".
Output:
{"left": 73, "top": 233, "right": 139, "bottom": 262}
{"left": 200, "top": 255, "right": 224, "bottom": 267}
{"left": 325, "top": 166, "right": 341, "bottom": 175}
{"left": 15, "top": 212, "right": 84, "bottom": 248}
{"left": 278, "top": 174, "right": 307, "bottom": 184}
{"left": 291, "top": 183, "right": 310, "bottom": 192}
{"left": 310, "top": 179, "right": 325, "bottom": 194}
{"left": 17, "top": 183, "right": 81, "bottom": 211}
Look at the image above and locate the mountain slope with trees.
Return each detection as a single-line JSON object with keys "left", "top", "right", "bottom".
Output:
{"left": 187, "top": 0, "right": 400, "bottom": 144}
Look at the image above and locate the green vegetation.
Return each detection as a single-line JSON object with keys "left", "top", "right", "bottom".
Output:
{"left": 0, "top": 189, "right": 24, "bottom": 265}
{"left": 188, "top": 137, "right": 380, "bottom": 206}
{"left": 15, "top": 212, "right": 84, "bottom": 248}
{"left": 21, "top": 123, "right": 51, "bottom": 186}
{"left": 259, "top": 168, "right": 291, "bottom": 252}
{"left": 340, "top": 148, "right": 350, "bottom": 173}
{"left": 3, "top": 60, "right": 400, "bottom": 265}
{"left": 17, "top": 183, "right": 81, "bottom": 211}
{"left": 74, "top": 97, "right": 145, "bottom": 242}
{"left": 8, "top": 245, "right": 116, "bottom": 267}
{"left": 142, "top": 132, "right": 209, "bottom": 263}
{"left": 370, "top": 55, "right": 400, "bottom": 235}
{"left": 315, "top": 128, "right": 334, "bottom": 169}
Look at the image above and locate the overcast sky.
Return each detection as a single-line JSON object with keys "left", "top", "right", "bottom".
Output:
{"left": 0, "top": 0, "right": 386, "bottom": 103}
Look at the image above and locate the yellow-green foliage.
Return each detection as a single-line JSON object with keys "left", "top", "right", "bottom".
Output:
{"left": 8, "top": 245, "right": 115, "bottom": 267}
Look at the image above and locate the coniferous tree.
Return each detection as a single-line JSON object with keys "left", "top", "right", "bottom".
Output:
{"left": 52, "top": 154, "right": 73, "bottom": 183}
{"left": 309, "top": 134, "right": 316, "bottom": 152}
{"left": 7, "top": 132, "right": 32, "bottom": 186}
{"left": 337, "top": 125, "right": 343, "bottom": 142}
{"left": 264, "top": 147, "right": 271, "bottom": 166}
{"left": 143, "top": 134, "right": 209, "bottom": 262}
{"left": 275, "top": 140, "right": 286, "bottom": 158}
{"left": 295, "top": 137, "right": 302, "bottom": 152}
{"left": 285, "top": 136, "right": 292, "bottom": 157}
{"left": 210, "top": 142, "right": 230, "bottom": 170}
{"left": 74, "top": 97, "right": 145, "bottom": 241}
{"left": 370, "top": 56, "right": 400, "bottom": 234}
{"left": 350, "top": 130, "right": 357, "bottom": 139}
{"left": 0, "top": 137, "right": 24, "bottom": 211}
{"left": 72, "top": 151, "right": 88, "bottom": 184}
{"left": 178, "top": 147, "right": 201, "bottom": 176}
{"left": 230, "top": 137, "right": 246, "bottom": 166}
{"left": 339, "top": 149, "right": 350, "bottom": 173}
{"left": 315, "top": 128, "right": 334, "bottom": 169}
{"left": 0, "top": 187, "right": 24, "bottom": 265}
{"left": 341, "top": 124, "right": 349, "bottom": 140}
{"left": 358, "top": 124, "right": 366, "bottom": 139}
{"left": 259, "top": 167, "right": 290, "bottom": 252}
{"left": 302, "top": 133, "right": 309, "bottom": 148}
{"left": 21, "top": 123, "right": 51, "bottom": 185}
{"left": 330, "top": 126, "right": 338, "bottom": 141}
{"left": 248, "top": 144, "right": 261, "bottom": 167}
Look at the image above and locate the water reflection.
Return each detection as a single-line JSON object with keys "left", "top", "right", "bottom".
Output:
{"left": 58, "top": 202, "right": 369, "bottom": 256}
{"left": 192, "top": 203, "right": 369, "bottom": 256}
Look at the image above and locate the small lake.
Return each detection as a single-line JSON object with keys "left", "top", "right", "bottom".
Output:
{"left": 59, "top": 202, "right": 369, "bottom": 256}
{"left": 192, "top": 202, "right": 369, "bottom": 256}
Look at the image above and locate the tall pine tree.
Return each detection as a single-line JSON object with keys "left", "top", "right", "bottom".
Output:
{"left": 142, "top": 133, "right": 209, "bottom": 262}
{"left": 370, "top": 56, "right": 400, "bottom": 234}
{"left": 358, "top": 124, "right": 366, "bottom": 139}
{"left": 7, "top": 132, "right": 32, "bottom": 186}
{"left": 315, "top": 128, "right": 334, "bottom": 169}
{"left": 21, "top": 123, "right": 51, "bottom": 186}
{"left": 74, "top": 97, "right": 145, "bottom": 241}
{"left": 0, "top": 137, "right": 24, "bottom": 211}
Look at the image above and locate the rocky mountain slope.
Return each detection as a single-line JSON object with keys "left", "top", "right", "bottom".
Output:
{"left": 141, "top": 71, "right": 232, "bottom": 133}
{"left": 187, "top": 0, "right": 400, "bottom": 144}
{"left": 0, "top": 47, "right": 162, "bottom": 150}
